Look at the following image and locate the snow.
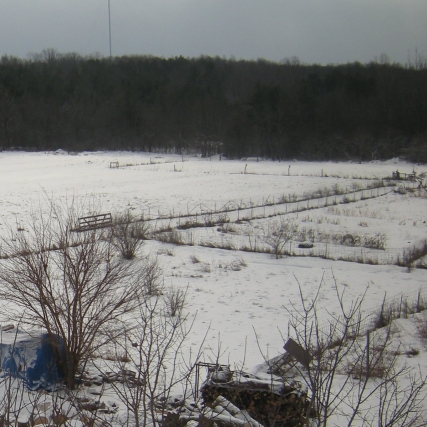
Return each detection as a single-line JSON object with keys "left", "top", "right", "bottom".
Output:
{"left": 0, "top": 151, "right": 426, "bottom": 425}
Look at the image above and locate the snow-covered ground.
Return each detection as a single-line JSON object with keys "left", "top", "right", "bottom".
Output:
{"left": 0, "top": 151, "right": 426, "bottom": 426}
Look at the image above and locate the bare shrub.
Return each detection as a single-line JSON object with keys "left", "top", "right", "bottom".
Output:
{"left": 283, "top": 277, "right": 427, "bottom": 427}
{"left": 177, "top": 218, "right": 201, "bottom": 230}
{"left": 140, "top": 258, "right": 164, "bottom": 296}
{"left": 216, "top": 257, "right": 247, "bottom": 271}
{"left": 200, "top": 241, "right": 236, "bottom": 250}
{"left": 346, "top": 336, "right": 395, "bottom": 380}
{"left": 216, "top": 212, "right": 230, "bottom": 225}
{"left": 228, "top": 260, "right": 243, "bottom": 271}
{"left": 332, "top": 183, "right": 343, "bottom": 195}
{"left": 295, "top": 227, "right": 315, "bottom": 243}
{"left": 165, "top": 286, "right": 188, "bottom": 317}
{"left": 155, "top": 230, "right": 186, "bottom": 245}
{"left": 363, "top": 233, "right": 387, "bottom": 250}
{"left": 190, "top": 254, "right": 201, "bottom": 264}
{"left": 352, "top": 182, "right": 363, "bottom": 192}
{"left": 217, "top": 223, "right": 239, "bottom": 233}
{"left": 0, "top": 200, "right": 141, "bottom": 390}
{"left": 112, "top": 210, "right": 149, "bottom": 259}
{"left": 199, "top": 262, "right": 211, "bottom": 273}
{"left": 262, "top": 216, "right": 298, "bottom": 259}
{"left": 101, "top": 294, "right": 202, "bottom": 427}
{"left": 318, "top": 186, "right": 332, "bottom": 197}
{"left": 202, "top": 213, "right": 216, "bottom": 227}
{"left": 157, "top": 247, "right": 175, "bottom": 256}
{"left": 232, "top": 256, "right": 247, "bottom": 269}
{"left": 154, "top": 223, "right": 173, "bottom": 233}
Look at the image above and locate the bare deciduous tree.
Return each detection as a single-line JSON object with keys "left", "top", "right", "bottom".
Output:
{"left": 262, "top": 216, "right": 298, "bottom": 259}
{"left": 0, "top": 201, "right": 142, "bottom": 389}
{"left": 99, "top": 293, "right": 203, "bottom": 427}
{"left": 112, "top": 210, "right": 149, "bottom": 260}
{"left": 281, "top": 276, "right": 427, "bottom": 427}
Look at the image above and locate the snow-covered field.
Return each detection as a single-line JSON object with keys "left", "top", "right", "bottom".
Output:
{"left": 0, "top": 151, "right": 426, "bottom": 426}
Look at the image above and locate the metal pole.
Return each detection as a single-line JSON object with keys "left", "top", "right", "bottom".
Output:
{"left": 108, "top": 0, "right": 112, "bottom": 58}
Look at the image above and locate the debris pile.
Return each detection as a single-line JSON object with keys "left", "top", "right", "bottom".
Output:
{"left": 199, "top": 365, "right": 309, "bottom": 427}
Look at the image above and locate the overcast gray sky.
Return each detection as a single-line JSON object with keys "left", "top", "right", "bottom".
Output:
{"left": 1, "top": 0, "right": 426, "bottom": 65}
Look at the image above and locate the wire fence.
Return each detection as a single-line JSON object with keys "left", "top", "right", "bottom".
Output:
{"left": 140, "top": 185, "right": 391, "bottom": 224}
{"left": 154, "top": 226, "right": 426, "bottom": 267}
{"left": 143, "top": 180, "right": 427, "bottom": 268}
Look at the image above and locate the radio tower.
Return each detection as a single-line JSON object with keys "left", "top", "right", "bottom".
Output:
{"left": 108, "top": 0, "right": 112, "bottom": 58}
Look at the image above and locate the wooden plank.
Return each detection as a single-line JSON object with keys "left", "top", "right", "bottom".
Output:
{"left": 283, "top": 338, "right": 312, "bottom": 368}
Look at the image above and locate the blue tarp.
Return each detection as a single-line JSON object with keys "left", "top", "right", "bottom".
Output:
{"left": 0, "top": 332, "right": 65, "bottom": 390}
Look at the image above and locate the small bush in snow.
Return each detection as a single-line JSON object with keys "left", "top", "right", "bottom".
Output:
{"left": 112, "top": 211, "right": 149, "bottom": 259}
{"left": 165, "top": 286, "right": 187, "bottom": 317}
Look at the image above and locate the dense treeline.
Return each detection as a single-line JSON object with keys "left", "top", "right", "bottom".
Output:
{"left": 0, "top": 50, "right": 426, "bottom": 161}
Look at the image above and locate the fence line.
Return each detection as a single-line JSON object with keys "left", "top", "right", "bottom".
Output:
{"left": 153, "top": 226, "right": 426, "bottom": 266}
{"left": 143, "top": 182, "right": 423, "bottom": 268}
{"left": 140, "top": 184, "right": 391, "bottom": 224}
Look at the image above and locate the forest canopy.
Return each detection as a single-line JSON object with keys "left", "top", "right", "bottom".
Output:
{"left": 0, "top": 50, "right": 426, "bottom": 162}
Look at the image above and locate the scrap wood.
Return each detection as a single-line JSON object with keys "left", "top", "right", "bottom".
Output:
{"left": 202, "top": 408, "right": 248, "bottom": 426}
{"left": 212, "top": 396, "right": 265, "bottom": 427}
{"left": 212, "top": 396, "right": 241, "bottom": 415}
{"left": 212, "top": 404, "right": 233, "bottom": 418}
{"left": 236, "top": 410, "right": 264, "bottom": 427}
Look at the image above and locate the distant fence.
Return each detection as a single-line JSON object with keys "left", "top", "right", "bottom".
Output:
{"left": 143, "top": 181, "right": 425, "bottom": 267}
{"left": 152, "top": 227, "right": 426, "bottom": 267}
{"left": 140, "top": 185, "right": 391, "bottom": 225}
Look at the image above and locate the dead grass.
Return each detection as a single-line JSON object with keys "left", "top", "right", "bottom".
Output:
{"left": 157, "top": 248, "right": 175, "bottom": 256}
{"left": 397, "top": 240, "right": 427, "bottom": 269}
{"left": 189, "top": 254, "right": 201, "bottom": 264}
{"left": 154, "top": 231, "right": 187, "bottom": 245}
